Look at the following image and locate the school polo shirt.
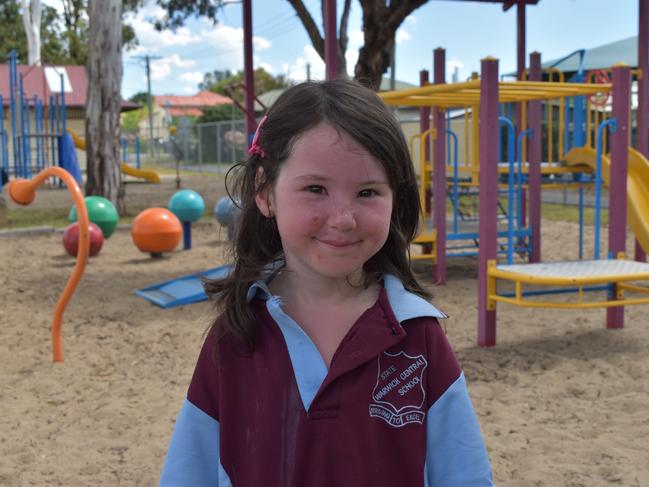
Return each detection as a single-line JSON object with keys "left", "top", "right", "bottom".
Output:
{"left": 159, "top": 274, "right": 494, "bottom": 486}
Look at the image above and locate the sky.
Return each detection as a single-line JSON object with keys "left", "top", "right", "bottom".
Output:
{"left": 58, "top": 0, "right": 644, "bottom": 99}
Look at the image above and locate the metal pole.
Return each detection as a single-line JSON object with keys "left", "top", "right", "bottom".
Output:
{"left": 606, "top": 64, "right": 631, "bottom": 329}
{"left": 528, "top": 52, "right": 542, "bottom": 262}
{"left": 243, "top": 0, "right": 256, "bottom": 146}
{"left": 636, "top": 0, "right": 648, "bottom": 261}
{"left": 324, "top": 0, "right": 338, "bottom": 79}
{"left": 433, "top": 48, "right": 447, "bottom": 284}
{"left": 145, "top": 55, "right": 155, "bottom": 160}
{"left": 477, "top": 56, "right": 500, "bottom": 347}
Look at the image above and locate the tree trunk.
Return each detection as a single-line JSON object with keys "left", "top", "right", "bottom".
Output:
{"left": 354, "top": 0, "right": 429, "bottom": 90}
{"left": 85, "top": 0, "right": 124, "bottom": 214}
{"left": 21, "top": 0, "right": 42, "bottom": 65}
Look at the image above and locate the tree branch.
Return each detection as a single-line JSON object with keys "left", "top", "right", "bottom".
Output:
{"left": 287, "top": 0, "right": 324, "bottom": 58}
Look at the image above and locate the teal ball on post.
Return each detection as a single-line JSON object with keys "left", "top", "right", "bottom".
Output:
{"left": 168, "top": 189, "right": 205, "bottom": 250}
{"left": 69, "top": 196, "right": 119, "bottom": 238}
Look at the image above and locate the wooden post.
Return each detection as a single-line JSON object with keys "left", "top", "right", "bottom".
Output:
{"left": 420, "top": 70, "right": 431, "bottom": 215}
{"left": 478, "top": 57, "right": 499, "bottom": 347}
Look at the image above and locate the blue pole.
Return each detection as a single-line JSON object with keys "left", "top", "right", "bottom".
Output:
{"left": 122, "top": 138, "right": 127, "bottom": 163}
{"left": 594, "top": 118, "right": 618, "bottom": 259}
{"left": 499, "top": 116, "right": 517, "bottom": 264}
{"left": 578, "top": 185, "right": 584, "bottom": 259}
{"left": 60, "top": 73, "right": 67, "bottom": 133}
{"left": 446, "top": 129, "right": 459, "bottom": 234}
{"left": 9, "top": 52, "right": 20, "bottom": 177}
{"left": 517, "top": 128, "right": 533, "bottom": 232}
{"left": 182, "top": 221, "right": 192, "bottom": 250}
{"left": 49, "top": 95, "right": 56, "bottom": 166}
{"left": 135, "top": 136, "right": 141, "bottom": 169}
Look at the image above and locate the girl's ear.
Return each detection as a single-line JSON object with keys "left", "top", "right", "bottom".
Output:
{"left": 254, "top": 167, "right": 273, "bottom": 218}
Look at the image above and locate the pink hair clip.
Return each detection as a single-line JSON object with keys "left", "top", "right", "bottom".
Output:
{"left": 248, "top": 115, "right": 268, "bottom": 158}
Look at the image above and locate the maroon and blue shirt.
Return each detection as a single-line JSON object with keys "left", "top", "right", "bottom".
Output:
{"left": 159, "top": 274, "right": 494, "bottom": 486}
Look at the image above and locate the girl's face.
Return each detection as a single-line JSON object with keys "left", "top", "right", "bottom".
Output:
{"left": 256, "top": 122, "right": 393, "bottom": 285}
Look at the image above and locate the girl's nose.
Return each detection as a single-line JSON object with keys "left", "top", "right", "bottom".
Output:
{"left": 328, "top": 203, "right": 357, "bottom": 231}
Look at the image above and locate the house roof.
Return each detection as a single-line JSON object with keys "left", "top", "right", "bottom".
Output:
{"left": 0, "top": 64, "right": 138, "bottom": 112}
{"left": 155, "top": 91, "right": 232, "bottom": 109}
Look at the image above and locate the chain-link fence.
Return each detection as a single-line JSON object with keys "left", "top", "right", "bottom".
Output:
{"left": 131, "top": 119, "right": 248, "bottom": 173}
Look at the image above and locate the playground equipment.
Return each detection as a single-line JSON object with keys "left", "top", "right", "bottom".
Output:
{"left": 168, "top": 189, "right": 205, "bottom": 250}
{"left": 381, "top": 51, "right": 649, "bottom": 346}
{"left": 63, "top": 222, "right": 104, "bottom": 257}
{"left": 69, "top": 195, "right": 119, "bottom": 238}
{"left": 8, "top": 167, "right": 89, "bottom": 362}
{"left": 214, "top": 196, "right": 241, "bottom": 240}
{"left": 1, "top": 51, "right": 70, "bottom": 180}
{"left": 131, "top": 208, "right": 182, "bottom": 257}
{"left": 66, "top": 129, "right": 161, "bottom": 183}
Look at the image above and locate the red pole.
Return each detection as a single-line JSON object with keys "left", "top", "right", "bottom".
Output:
{"left": 515, "top": 0, "right": 526, "bottom": 133}
{"left": 528, "top": 52, "right": 542, "bottom": 262}
{"left": 242, "top": 0, "right": 256, "bottom": 145}
{"left": 477, "top": 57, "right": 499, "bottom": 347}
{"left": 636, "top": 0, "right": 648, "bottom": 261}
{"left": 324, "top": 0, "right": 338, "bottom": 79}
{"left": 606, "top": 64, "right": 631, "bottom": 329}
{"left": 433, "top": 48, "right": 447, "bottom": 284}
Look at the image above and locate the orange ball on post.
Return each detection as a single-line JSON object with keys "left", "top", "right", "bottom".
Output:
{"left": 131, "top": 208, "right": 182, "bottom": 258}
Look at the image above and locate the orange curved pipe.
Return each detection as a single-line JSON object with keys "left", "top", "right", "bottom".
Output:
{"left": 9, "top": 167, "right": 89, "bottom": 362}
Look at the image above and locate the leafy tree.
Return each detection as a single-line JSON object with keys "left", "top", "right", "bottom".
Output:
{"left": 0, "top": 1, "right": 67, "bottom": 64}
{"left": 153, "top": 0, "right": 431, "bottom": 90}
{"left": 129, "top": 91, "right": 150, "bottom": 106}
{"left": 198, "top": 69, "right": 233, "bottom": 91}
{"left": 204, "top": 68, "right": 292, "bottom": 104}
{"left": 62, "top": 0, "right": 141, "bottom": 65}
{"left": 197, "top": 104, "right": 243, "bottom": 123}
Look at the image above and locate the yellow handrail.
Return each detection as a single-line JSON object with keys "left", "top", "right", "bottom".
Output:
{"left": 8, "top": 167, "right": 90, "bottom": 362}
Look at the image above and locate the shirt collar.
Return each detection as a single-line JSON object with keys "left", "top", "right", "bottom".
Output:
{"left": 247, "top": 273, "right": 447, "bottom": 323}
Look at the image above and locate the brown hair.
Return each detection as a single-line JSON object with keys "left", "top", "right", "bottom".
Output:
{"left": 204, "top": 79, "right": 430, "bottom": 350}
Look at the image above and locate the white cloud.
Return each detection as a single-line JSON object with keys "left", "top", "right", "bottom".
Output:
{"left": 406, "top": 15, "right": 417, "bottom": 25}
{"left": 151, "top": 55, "right": 196, "bottom": 81}
{"left": 123, "top": 6, "right": 200, "bottom": 55}
{"left": 179, "top": 71, "right": 204, "bottom": 84}
{"left": 396, "top": 29, "right": 412, "bottom": 44}
{"left": 286, "top": 45, "right": 325, "bottom": 81}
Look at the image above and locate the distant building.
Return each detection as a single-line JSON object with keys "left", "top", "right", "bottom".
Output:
{"left": 142, "top": 91, "right": 233, "bottom": 136}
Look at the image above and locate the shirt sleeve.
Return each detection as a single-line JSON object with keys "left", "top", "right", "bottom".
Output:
{"left": 423, "top": 322, "right": 494, "bottom": 486}
{"left": 159, "top": 332, "right": 233, "bottom": 486}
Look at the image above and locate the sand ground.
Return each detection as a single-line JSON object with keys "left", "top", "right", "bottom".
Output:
{"left": 1, "top": 174, "right": 648, "bottom": 486}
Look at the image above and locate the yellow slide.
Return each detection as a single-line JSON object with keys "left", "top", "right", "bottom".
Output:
{"left": 67, "top": 129, "right": 160, "bottom": 183}
{"left": 565, "top": 146, "right": 649, "bottom": 252}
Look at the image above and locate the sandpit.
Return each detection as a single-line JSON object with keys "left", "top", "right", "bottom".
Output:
{"left": 1, "top": 175, "right": 648, "bottom": 486}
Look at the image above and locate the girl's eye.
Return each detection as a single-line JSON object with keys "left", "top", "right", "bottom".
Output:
{"left": 306, "top": 185, "right": 325, "bottom": 194}
{"left": 358, "top": 189, "right": 377, "bottom": 198}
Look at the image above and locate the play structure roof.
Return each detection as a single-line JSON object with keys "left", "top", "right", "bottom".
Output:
{"left": 379, "top": 79, "right": 611, "bottom": 108}
{"left": 543, "top": 36, "right": 638, "bottom": 74}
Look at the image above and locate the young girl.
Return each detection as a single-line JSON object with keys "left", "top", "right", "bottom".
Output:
{"left": 159, "top": 79, "right": 494, "bottom": 486}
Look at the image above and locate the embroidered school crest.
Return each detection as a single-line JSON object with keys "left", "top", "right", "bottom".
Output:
{"left": 369, "top": 350, "right": 428, "bottom": 427}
